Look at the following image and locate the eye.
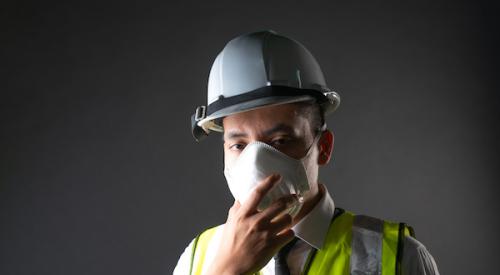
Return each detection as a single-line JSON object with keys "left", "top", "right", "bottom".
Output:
{"left": 270, "top": 137, "right": 289, "bottom": 147}
{"left": 229, "top": 143, "right": 246, "bottom": 151}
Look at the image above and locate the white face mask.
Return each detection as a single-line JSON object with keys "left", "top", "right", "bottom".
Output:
{"left": 223, "top": 137, "right": 318, "bottom": 217}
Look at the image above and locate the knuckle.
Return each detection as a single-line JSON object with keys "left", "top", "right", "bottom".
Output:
{"left": 235, "top": 215, "right": 245, "bottom": 224}
{"left": 247, "top": 219, "right": 257, "bottom": 229}
{"left": 252, "top": 220, "right": 264, "bottom": 231}
{"left": 247, "top": 226, "right": 257, "bottom": 235}
{"left": 251, "top": 218, "right": 268, "bottom": 231}
{"left": 253, "top": 187, "right": 265, "bottom": 196}
{"left": 261, "top": 231, "right": 272, "bottom": 242}
{"left": 262, "top": 175, "right": 275, "bottom": 185}
{"left": 264, "top": 176, "right": 274, "bottom": 183}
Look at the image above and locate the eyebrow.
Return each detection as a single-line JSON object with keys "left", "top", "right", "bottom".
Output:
{"left": 262, "top": 123, "right": 295, "bottom": 136}
{"left": 224, "top": 123, "right": 296, "bottom": 141}
{"left": 224, "top": 130, "right": 248, "bottom": 140}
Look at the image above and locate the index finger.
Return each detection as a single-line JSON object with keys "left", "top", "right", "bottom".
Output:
{"left": 240, "top": 174, "right": 281, "bottom": 215}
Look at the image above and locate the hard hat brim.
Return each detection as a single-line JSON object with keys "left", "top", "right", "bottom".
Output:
{"left": 197, "top": 95, "right": 319, "bottom": 133}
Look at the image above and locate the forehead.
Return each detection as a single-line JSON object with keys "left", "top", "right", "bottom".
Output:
{"left": 222, "top": 103, "right": 311, "bottom": 139}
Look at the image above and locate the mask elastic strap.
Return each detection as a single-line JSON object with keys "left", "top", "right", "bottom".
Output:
{"left": 302, "top": 128, "right": 324, "bottom": 159}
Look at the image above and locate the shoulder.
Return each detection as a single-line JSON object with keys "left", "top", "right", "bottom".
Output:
{"left": 173, "top": 224, "right": 225, "bottom": 275}
{"left": 401, "top": 235, "right": 440, "bottom": 275}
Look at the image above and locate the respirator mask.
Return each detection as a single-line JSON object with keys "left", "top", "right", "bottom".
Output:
{"left": 223, "top": 135, "right": 320, "bottom": 217}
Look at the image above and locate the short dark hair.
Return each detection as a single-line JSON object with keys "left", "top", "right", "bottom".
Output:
{"left": 293, "top": 100, "right": 326, "bottom": 136}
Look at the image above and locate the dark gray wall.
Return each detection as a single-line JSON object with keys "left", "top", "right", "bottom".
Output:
{"left": 1, "top": 1, "right": 498, "bottom": 274}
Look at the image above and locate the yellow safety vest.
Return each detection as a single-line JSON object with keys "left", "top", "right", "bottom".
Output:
{"left": 189, "top": 208, "right": 414, "bottom": 275}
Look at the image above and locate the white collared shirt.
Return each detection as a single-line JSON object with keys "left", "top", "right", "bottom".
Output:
{"left": 174, "top": 186, "right": 440, "bottom": 275}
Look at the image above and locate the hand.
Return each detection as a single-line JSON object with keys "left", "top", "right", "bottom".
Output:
{"left": 207, "top": 174, "right": 297, "bottom": 275}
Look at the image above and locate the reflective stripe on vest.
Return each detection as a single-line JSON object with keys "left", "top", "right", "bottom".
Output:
{"left": 189, "top": 209, "right": 414, "bottom": 275}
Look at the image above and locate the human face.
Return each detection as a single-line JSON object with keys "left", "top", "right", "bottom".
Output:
{"left": 222, "top": 103, "right": 332, "bottom": 197}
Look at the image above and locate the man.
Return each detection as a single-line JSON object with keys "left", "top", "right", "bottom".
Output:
{"left": 175, "top": 30, "right": 439, "bottom": 275}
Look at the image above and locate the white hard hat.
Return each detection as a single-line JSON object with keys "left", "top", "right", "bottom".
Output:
{"left": 191, "top": 30, "right": 340, "bottom": 141}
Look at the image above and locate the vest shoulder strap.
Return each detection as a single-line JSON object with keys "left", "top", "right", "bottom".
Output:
{"left": 306, "top": 209, "right": 414, "bottom": 275}
{"left": 190, "top": 225, "right": 221, "bottom": 275}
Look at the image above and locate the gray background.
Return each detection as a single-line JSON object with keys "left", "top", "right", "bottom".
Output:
{"left": 1, "top": 1, "right": 498, "bottom": 274}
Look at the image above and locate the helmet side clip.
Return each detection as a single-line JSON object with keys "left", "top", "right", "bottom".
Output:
{"left": 191, "top": 105, "right": 208, "bottom": 142}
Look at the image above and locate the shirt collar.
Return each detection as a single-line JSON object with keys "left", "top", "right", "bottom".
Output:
{"left": 291, "top": 184, "right": 335, "bottom": 250}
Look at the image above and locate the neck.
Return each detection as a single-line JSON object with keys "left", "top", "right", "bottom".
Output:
{"left": 292, "top": 183, "right": 325, "bottom": 227}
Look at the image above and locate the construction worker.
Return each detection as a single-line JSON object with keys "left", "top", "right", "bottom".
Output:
{"left": 174, "top": 30, "right": 439, "bottom": 275}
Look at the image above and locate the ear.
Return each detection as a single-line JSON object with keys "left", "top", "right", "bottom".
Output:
{"left": 317, "top": 129, "right": 334, "bottom": 165}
